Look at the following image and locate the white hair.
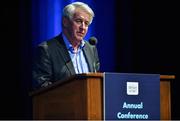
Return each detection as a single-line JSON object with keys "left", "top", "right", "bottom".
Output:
{"left": 63, "top": 2, "right": 94, "bottom": 24}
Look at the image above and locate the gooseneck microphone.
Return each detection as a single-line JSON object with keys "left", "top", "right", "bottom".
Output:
{"left": 89, "top": 36, "right": 98, "bottom": 45}
{"left": 88, "top": 36, "right": 99, "bottom": 72}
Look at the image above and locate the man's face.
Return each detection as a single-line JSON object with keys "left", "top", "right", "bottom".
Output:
{"left": 65, "top": 8, "right": 91, "bottom": 44}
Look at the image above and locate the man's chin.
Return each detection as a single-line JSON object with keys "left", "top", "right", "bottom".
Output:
{"left": 76, "top": 36, "right": 83, "bottom": 41}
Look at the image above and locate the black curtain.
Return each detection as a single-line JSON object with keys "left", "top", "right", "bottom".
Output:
{"left": 1, "top": 0, "right": 32, "bottom": 119}
{"left": 115, "top": 0, "right": 179, "bottom": 119}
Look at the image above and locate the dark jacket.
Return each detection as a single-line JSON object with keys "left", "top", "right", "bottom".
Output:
{"left": 32, "top": 34, "right": 100, "bottom": 88}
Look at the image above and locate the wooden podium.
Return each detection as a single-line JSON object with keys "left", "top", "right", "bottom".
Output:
{"left": 30, "top": 73, "right": 175, "bottom": 120}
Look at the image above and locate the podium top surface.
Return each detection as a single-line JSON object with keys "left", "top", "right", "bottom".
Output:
{"left": 30, "top": 73, "right": 103, "bottom": 96}
{"left": 29, "top": 72, "right": 175, "bottom": 97}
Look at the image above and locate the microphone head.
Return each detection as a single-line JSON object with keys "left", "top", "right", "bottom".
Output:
{"left": 89, "top": 36, "right": 98, "bottom": 45}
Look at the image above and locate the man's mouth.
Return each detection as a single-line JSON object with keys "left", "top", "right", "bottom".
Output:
{"left": 77, "top": 32, "right": 84, "bottom": 37}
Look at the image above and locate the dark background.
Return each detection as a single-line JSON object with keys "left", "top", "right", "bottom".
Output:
{"left": 1, "top": 0, "right": 178, "bottom": 119}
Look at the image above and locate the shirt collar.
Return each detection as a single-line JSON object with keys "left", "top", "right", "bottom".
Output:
{"left": 62, "top": 33, "right": 85, "bottom": 53}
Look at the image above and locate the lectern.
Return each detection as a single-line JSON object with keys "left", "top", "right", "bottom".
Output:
{"left": 30, "top": 73, "right": 175, "bottom": 120}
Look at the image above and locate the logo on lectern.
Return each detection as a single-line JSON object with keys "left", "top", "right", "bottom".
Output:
{"left": 127, "top": 82, "right": 139, "bottom": 95}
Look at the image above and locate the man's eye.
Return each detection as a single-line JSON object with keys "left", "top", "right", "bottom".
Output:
{"left": 75, "top": 19, "right": 82, "bottom": 24}
{"left": 74, "top": 19, "right": 90, "bottom": 26}
{"left": 85, "top": 22, "right": 90, "bottom": 26}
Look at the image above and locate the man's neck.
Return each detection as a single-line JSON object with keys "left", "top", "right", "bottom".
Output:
{"left": 63, "top": 31, "right": 80, "bottom": 49}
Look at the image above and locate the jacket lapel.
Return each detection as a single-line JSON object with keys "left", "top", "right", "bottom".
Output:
{"left": 83, "top": 43, "right": 94, "bottom": 72}
{"left": 56, "top": 35, "right": 76, "bottom": 75}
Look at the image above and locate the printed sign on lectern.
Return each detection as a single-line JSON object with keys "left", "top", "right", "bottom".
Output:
{"left": 104, "top": 73, "right": 160, "bottom": 120}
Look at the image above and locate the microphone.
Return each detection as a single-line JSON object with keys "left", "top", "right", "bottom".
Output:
{"left": 88, "top": 36, "right": 99, "bottom": 72}
{"left": 89, "top": 36, "right": 98, "bottom": 45}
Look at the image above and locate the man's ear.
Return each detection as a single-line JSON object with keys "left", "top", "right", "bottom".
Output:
{"left": 62, "top": 17, "right": 69, "bottom": 27}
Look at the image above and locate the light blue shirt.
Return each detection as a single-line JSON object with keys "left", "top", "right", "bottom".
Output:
{"left": 62, "top": 34, "right": 89, "bottom": 74}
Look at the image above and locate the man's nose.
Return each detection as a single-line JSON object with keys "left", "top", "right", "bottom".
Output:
{"left": 79, "top": 22, "right": 86, "bottom": 29}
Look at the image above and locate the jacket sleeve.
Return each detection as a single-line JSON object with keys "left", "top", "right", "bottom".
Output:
{"left": 32, "top": 42, "right": 53, "bottom": 89}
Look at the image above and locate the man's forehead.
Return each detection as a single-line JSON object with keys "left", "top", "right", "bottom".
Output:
{"left": 73, "top": 10, "right": 90, "bottom": 20}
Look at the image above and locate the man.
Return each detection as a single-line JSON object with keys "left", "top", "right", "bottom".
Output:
{"left": 32, "top": 2, "right": 100, "bottom": 89}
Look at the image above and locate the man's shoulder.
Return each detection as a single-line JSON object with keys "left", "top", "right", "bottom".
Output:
{"left": 38, "top": 34, "right": 63, "bottom": 47}
{"left": 84, "top": 40, "right": 96, "bottom": 49}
